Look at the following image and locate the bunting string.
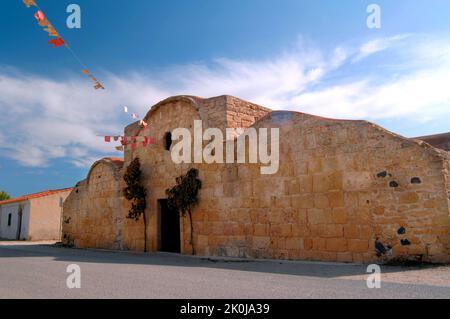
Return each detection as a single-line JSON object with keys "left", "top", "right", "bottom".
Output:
{"left": 21, "top": 0, "right": 105, "bottom": 90}
{"left": 123, "top": 105, "right": 149, "bottom": 126}
{"left": 99, "top": 135, "right": 157, "bottom": 152}
{"left": 23, "top": 0, "right": 153, "bottom": 153}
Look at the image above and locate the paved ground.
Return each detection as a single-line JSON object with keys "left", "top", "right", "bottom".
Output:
{"left": 0, "top": 242, "right": 449, "bottom": 299}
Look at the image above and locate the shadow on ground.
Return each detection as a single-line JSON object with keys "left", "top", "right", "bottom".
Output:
{"left": 0, "top": 243, "right": 445, "bottom": 279}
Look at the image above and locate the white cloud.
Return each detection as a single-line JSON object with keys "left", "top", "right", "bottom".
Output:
{"left": 0, "top": 71, "right": 171, "bottom": 167}
{"left": 352, "top": 34, "right": 411, "bottom": 63}
{"left": 0, "top": 34, "right": 449, "bottom": 168}
{"left": 288, "top": 37, "right": 450, "bottom": 120}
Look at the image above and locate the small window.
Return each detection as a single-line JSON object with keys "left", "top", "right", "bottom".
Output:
{"left": 164, "top": 132, "right": 172, "bottom": 151}
{"left": 7, "top": 213, "right": 12, "bottom": 226}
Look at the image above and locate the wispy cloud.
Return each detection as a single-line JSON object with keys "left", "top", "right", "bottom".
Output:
{"left": 0, "top": 34, "right": 449, "bottom": 168}
{"left": 352, "top": 34, "right": 411, "bottom": 62}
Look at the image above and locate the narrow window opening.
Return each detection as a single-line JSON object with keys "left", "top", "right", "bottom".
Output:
{"left": 164, "top": 132, "right": 172, "bottom": 151}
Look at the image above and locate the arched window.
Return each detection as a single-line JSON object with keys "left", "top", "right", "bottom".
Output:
{"left": 164, "top": 132, "right": 172, "bottom": 151}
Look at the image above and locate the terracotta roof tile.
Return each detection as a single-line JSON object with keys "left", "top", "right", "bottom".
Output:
{"left": 0, "top": 187, "right": 73, "bottom": 206}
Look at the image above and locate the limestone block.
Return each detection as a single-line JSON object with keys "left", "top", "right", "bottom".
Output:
{"left": 326, "top": 238, "right": 348, "bottom": 252}
{"left": 348, "top": 239, "right": 369, "bottom": 253}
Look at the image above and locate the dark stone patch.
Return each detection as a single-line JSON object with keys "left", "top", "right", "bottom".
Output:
{"left": 377, "top": 171, "right": 387, "bottom": 178}
{"left": 389, "top": 181, "right": 399, "bottom": 188}
{"left": 271, "top": 111, "right": 294, "bottom": 124}
{"left": 401, "top": 239, "right": 411, "bottom": 246}
{"left": 411, "top": 177, "right": 422, "bottom": 184}
{"left": 397, "top": 227, "right": 406, "bottom": 235}
{"left": 375, "top": 241, "right": 387, "bottom": 256}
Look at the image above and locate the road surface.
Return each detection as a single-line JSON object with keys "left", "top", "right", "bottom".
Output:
{"left": 0, "top": 242, "right": 449, "bottom": 298}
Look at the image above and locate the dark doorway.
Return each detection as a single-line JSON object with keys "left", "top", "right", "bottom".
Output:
{"left": 16, "top": 206, "right": 23, "bottom": 240}
{"left": 159, "top": 199, "right": 181, "bottom": 253}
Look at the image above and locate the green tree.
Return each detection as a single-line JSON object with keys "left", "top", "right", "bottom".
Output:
{"left": 0, "top": 190, "right": 11, "bottom": 201}
{"left": 123, "top": 158, "right": 148, "bottom": 252}
{"left": 166, "top": 168, "right": 202, "bottom": 255}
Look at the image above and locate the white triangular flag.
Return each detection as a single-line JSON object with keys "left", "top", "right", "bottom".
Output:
{"left": 123, "top": 106, "right": 128, "bottom": 113}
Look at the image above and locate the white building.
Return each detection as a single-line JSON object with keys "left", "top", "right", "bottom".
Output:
{"left": 0, "top": 188, "right": 72, "bottom": 241}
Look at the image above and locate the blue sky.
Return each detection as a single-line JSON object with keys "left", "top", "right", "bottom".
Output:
{"left": 1, "top": 0, "right": 450, "bottom": 196}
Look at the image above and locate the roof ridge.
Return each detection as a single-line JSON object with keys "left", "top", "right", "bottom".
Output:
{"left": 0, "top": 187, "right": 73, "bottom": 206}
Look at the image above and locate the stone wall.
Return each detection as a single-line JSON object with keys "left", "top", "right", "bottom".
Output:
{"left": 62, "top": 158, "right": 145, "bottom": 250}
{"left": 188, "top": 112, "right": 450, "bottom": 263}
{"left": 225, "top": 95, "right": 271, "bottom": 129}
{"left": 62, "top": 95, "right": 450, "bottom": 263}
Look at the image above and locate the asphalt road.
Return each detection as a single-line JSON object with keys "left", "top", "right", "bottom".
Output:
{"left": 0, "top": 242, "right": 449, "bottom": 299}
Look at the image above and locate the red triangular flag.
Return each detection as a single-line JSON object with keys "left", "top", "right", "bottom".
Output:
{"left": 142, "top": 136, "right": 149, "bottom": 147}
{"left": 48, "top": 37, "right": 65, "bottom": 48}
{"left": 104, "top": 136, "right": 111, "bottom": 143}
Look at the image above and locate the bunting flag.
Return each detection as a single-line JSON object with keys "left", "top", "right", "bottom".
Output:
{"left": 23, "top": 0, "right": 37, "bottom": 8}
{"left": 81, "top": 70, "right": 105, "bottom": 90}
{"left": 43, "top": 25, "right": 59, "bottom": 37}
{"left": 94, "top": 82, "right": 105, "bottom": 90}
{"left": 139, "top": 120, "right": 148, "bottom": 127}
{"left": 142, "top": 136, "right": 155, "bottom": 147}
{"left": 38, "top": 18, "right": 50, "bottom": 27}
{"left": 48, "top": 37, "right": 65, "bottom": 48}
{"left": 103, "top": 135, "right": 157, "bottom": 149}
{"left": 22, "top": 0, "right": 105, "bottom": 90}
{"left": 34, "top": 10, "right": 45, "bottom": 22}
{"left": 122, "top": 106, "right": 144, "bottom": 123}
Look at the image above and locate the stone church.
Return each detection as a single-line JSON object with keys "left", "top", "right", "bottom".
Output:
{"left": 62, "top": 95, "right": 450, "bottom": 263}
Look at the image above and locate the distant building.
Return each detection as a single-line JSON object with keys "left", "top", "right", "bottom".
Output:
{"left": 0, "top": 188, "right": 72, "bottom": 241}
